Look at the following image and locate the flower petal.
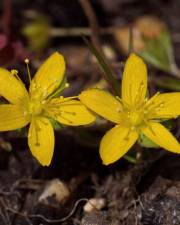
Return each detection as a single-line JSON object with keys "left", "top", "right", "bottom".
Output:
{"left": 149, "top": 93, "right": 180, "bottom": 119}
{"left": 0, "top": 68, "right": 29, "bottom": 104}
{"left": 28, "top": 117, "right": 54, "bottom": 166}
{"left": 46, "top": 98, "right": 95, "bottom": 126}
{"left": 0, "top": 104, "right": 30, "bottom": 131}
{"left": 79, "top": 88, "right": 123, "bottom": 124}
{"left": 30, "top": 52, "right": 65, "bottom": 100}
{"left": 121, "top": 53, "right": 147, "bottom": 106}
{"left": 100, "top": 125, "right": 138, "bottom": 165}
{"left": 141, "top": 122, "right": 180, "bottom": 153}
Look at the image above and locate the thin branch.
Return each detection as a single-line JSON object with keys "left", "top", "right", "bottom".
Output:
{"left": 78, "top": 0, "right": 102, "bottom": 53}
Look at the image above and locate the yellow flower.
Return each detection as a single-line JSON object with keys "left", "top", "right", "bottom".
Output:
{"left": 0, "top": 52, "right": 95, "bottom": 166}
{"left": 79, "top": 53, "right": 180, "bottom": 165}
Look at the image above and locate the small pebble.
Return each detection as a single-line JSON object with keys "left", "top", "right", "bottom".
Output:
{"left": 83, "top": 198, "right": 106, "bottom": 213}
{"left": 38, "top": 179, "right": 70, "bottom": 204}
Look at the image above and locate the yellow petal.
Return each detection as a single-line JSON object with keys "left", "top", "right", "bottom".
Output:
{"left": 0, "top": 68, "right": 29, "bottom": 104}
{"left": 121, "top": 53, "right": 147, "bottom": 106}
{"left": 79, "top": 88, "right": 123, "bottom": 124}
{"left": 149, "top": 92, "right": 180, "bottom": 119}
{"left": 28, "top": 117, "right": 54, "bottom": 166}
{"left": 0, "top": 104, "right": 30, "bottom": 131}
{"left": 142, "top": 122, "right": 180, "bottom": 153}
{"left": 46, "top": 98, "right": 95, "bottom": 126}
{"left": 30, "top": 52, "right": 65, "bottom": 100}
{"left": 100, "top": 125, "right": 138, "bottom": 165}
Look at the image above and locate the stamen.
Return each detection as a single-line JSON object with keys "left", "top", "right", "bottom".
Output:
{"left": 44, "top": 107, "right": 74, "bottom": 124}
{"left": 24, "top": 58, "right": 32, "bottom": 84}
{"left": 10, "top": 69, "right": 25, "bottom": 90}
{"left": 31, "top": 79, "right": 60, "bottom": 100}
{"left": 11, "top": 69, "right": 20, "bottom": 80}
{"left": 46, "top": 96, "right": 78, "bottom": 106}
{"left": 147, "top": 101, "right": 164, "bottom": 115}
{"left": 51, "top": 108, "right": 76, "bottom": 116}
{"left": 145, "top": 92, "right": 160, "bottom": 107}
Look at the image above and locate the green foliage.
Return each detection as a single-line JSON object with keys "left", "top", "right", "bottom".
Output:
{"left": 156, "top": 76, "right": 180, "bottom": 91}
{"left": 140, "top": 31, "right": 176, "bottom": 74}
{"left": 23, "top": 16, "right": 50, "bottom": 52}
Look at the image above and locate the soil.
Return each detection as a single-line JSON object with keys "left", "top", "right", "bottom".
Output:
{"left": 0, "top": 0, "right": 180, "bottom": 225}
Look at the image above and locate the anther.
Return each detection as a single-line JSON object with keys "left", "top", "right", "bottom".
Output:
{"left": 65, "top": 83, "right": 70, "bottom": 88}
{"left": 24, "top": 58, "right": 29, "bottom": 64}
{"left": 11, "top": 69, "right": 18, "bottom": 76}
{"left": 11, "top": 69, "right": 22, "bottom": 82}
{"left": 24, "top": 58, "right": 32, "bottom": 84}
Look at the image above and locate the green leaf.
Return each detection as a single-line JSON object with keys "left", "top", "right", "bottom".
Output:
{"left": 140, "top": 30, "right": 176, "bottom": 74}
{"left": 49, "top": 118, "right": 63, "bottom": 130}
{"left": 48, "top": 76, "right": 67, "bottom": 99}
{"left": 22, "top": 15, "right": 50, "bottom": 52}
{"left": 138, "top": 133, "right": 159, "bottom": 148}
{"left": 82, "top": 36, "right": 120, "bottom": 96}
{"left": 156, "top": 76, "right": 180, "bottom": 91}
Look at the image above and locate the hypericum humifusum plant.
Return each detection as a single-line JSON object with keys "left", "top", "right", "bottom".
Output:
{"left": 79, "top": 53, "right": 180, "bottom": 165}
{"left": 0, "top": 52, "right": 95, "bottom": 166}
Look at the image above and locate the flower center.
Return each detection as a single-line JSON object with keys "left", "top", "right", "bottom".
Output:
{"left": 127, "top": 110, "right": 142, "bottom": 127}
{"left": 28, "top": 101, "right": 43, "bottom": 116}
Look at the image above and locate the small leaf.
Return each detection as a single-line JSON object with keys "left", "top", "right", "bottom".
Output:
{"left": 140, "top": 31, "right": 174, "bottom": 73}
{"left": 138, "top": 133, "right": 159, "bottom": 148}
{"left": 49, "top": 118, "right": 63, "bottom": 130}
{"left": 156, "top": 76, "right": 180, "bottom": 91}
{"left": 48, "top": 76, "right": 67, "bottom": 99}
{"left": 22, "top": 15, "right": 50, "bottom": 52}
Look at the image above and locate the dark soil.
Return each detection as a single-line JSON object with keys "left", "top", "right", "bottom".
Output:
{"left": 0, "top": 0, "right": 180, "bottom": 225}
